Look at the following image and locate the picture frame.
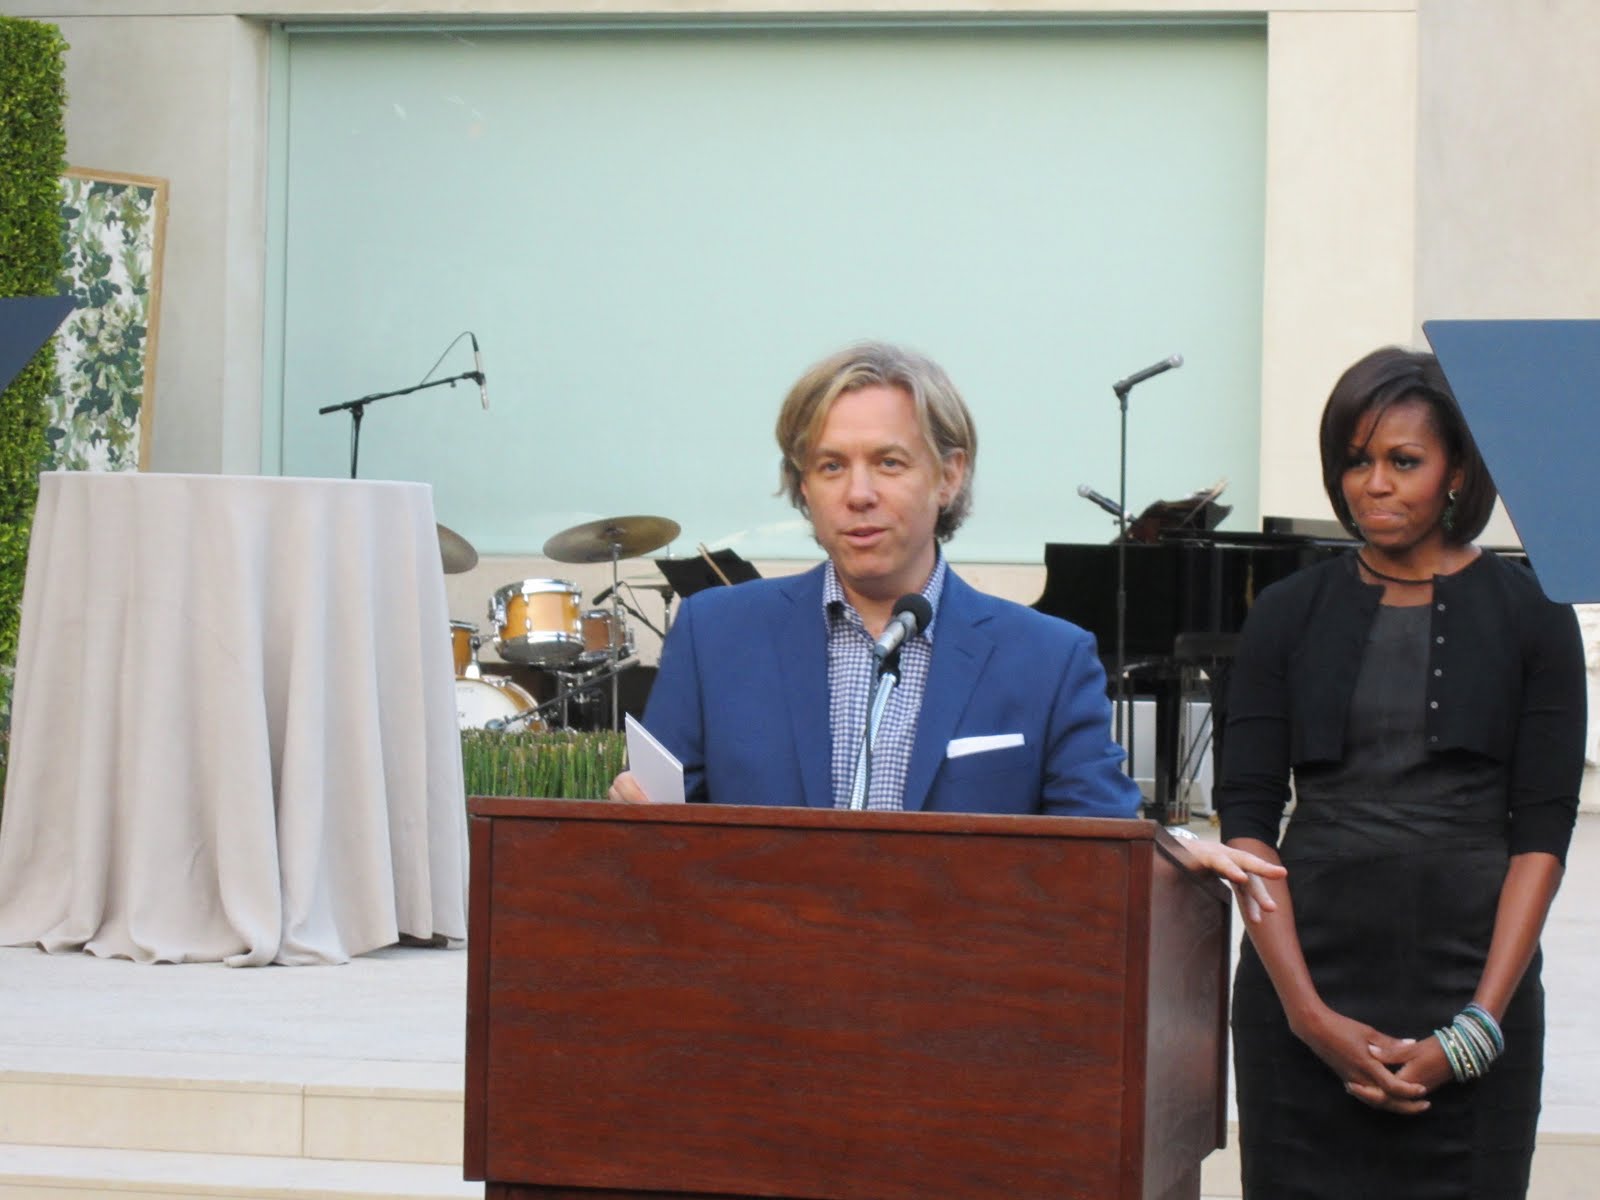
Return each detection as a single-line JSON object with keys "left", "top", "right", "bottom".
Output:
{"left": 48, "top": 167, "right": 168, "bottom": 472}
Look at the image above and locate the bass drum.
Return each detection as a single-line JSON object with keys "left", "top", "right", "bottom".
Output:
{"left": 454, "top": 676, "right": 545, "bottom": 732}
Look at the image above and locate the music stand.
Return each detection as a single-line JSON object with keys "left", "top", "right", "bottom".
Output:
{"left": 1423, "top": 319, "right": 1600, "bottom": 603}
{"left": 656, "top": 548, "right": 761, "bottom": 599}
{"left": 0, "top": 295, "right": 75, "bottom": 393}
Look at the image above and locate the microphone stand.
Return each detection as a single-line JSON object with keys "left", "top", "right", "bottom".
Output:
{"left": 848, "top": 650, "right": 903, "bottom": 811}
{"left": 1113, "top": 378, "right": 1134, "bottom": 771}
{"left": 319, "top": 369, "right": 483, "bottom": 480}
{"left": 486, "top": 659, "right": 638, "bottom": 731}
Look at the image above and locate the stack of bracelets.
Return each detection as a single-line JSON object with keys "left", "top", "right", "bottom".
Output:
{"left": 1434, "top": 1003, "right": 1505, "bottom": 1083}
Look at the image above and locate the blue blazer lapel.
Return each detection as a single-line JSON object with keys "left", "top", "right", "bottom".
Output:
{"left": 772, "top": 566, "right": 834, "bottom": 809}
{"left": 902, "top": 572, "right": 995, "bottom": 811}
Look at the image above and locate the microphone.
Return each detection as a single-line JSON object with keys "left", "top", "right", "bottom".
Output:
{"left": 873, "top": 594, "right": 934, "bottom": 662}
{"left": 470, "top": 333, "right": 489, "bottom": 411}
{"left": 592, "top": 585, "right": 615, "bottom": 605}
{"left": 1113, "top": 353, "right": 1183, "bottom": 396}
{"left": 1077, "top": 484, "right": 1124, "bottom": 518}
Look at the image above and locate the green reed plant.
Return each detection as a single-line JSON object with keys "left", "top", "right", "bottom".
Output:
{"left": 461, "top": 729, "right": 627, "bottom": 800}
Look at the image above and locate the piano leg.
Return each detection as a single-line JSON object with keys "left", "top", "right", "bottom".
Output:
{"left": 1149, "top": 670, "right": 1187, "bottom": 826}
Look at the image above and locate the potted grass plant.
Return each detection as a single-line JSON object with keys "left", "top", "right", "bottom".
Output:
{"left": 460, "top": 729, "right": 628, "bottom": 801}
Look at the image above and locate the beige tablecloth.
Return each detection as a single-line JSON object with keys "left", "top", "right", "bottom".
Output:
{"left": 0, "top": 473, "right": 468, "bottom": 966}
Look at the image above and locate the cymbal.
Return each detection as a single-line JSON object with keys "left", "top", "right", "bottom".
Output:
{"left": 437, "top": 523, "right": 478, "bottom": 574}
{"left": 543, "top": 514, "right": 681, "bottom": 564}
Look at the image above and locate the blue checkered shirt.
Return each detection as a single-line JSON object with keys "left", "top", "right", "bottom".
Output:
{"left": 824, "top": 558, "right": 946, "bottom": 811}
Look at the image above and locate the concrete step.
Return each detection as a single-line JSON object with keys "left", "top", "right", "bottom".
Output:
{"left": 5, "top": 1056, "right": 1596, "bottom": 1198}
{"left": 0, "top": 1049, "right": 462, "bottom": 1167}
{"left": 0, "top": 1143, "right": 481, "bottom": 1200}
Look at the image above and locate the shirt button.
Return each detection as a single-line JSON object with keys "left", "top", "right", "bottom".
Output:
{"left": 1430, "top": 735, "right": 1440, "bottom": 744}
{"left": 1436, "top": 635, "right": 1445, "bottom": 644}
{"left": 1434, "top": 668, "right": 1443, "bottom": 677}
{"left": 1436, "top": 603, "right": 1446, "bottom": 612}
{"left": 1430, "top": 700, "right": 1439, "bottom": 709}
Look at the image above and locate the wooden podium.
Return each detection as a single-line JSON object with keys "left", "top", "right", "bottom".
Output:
{"left": 465, "top": 799, "right": 1230, "bottom": 1200}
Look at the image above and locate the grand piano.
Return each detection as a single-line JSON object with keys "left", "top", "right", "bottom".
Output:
{"left": 1032, "top": 518, "right": 1351, "bottom": 824}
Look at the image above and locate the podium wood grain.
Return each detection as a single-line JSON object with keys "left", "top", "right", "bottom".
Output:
{"left": 465, "top": 799, "right": 1228, "bottom": 1200}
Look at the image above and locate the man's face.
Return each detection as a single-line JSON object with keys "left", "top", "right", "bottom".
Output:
{"left": 799, "top": 384, "right": 966, "bottom": 613}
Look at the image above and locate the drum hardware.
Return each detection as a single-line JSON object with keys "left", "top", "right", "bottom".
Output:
{"left": 578, "top": 607, "right": 636, "bottom": 668}
{"left": 592, "top": 581, "right": 669, "bottom": 641}
{"left": 543, "top": 514, "right": 681, "bottom": 732}
{"left": 488, "top": 578, "right": 584, "bottom": 667}
{"left": 482, "top": 660, "right": 637, "bottom": 732}
{"left": 450, "top": 619, "right": 483, "bottom": 679}
{"left": 437, "top": 523, "right": 479, "bottom": 575}
{"left": 541, "top": 515, "right": 681, "bottom": 565}
{"left": 455, "top": 675, "right": 547, "bottom": 731}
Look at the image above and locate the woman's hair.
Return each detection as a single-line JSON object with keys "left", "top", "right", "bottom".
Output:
{"left": 775, "top": 341, "right": 977, "bottom": 542}
{"left": 1318, "top": 346, "right": 1496, "bottom": 544}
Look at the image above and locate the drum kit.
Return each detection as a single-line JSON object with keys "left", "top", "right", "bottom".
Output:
{"left": 440, "top": 515, "right": 681, "bottom": 734}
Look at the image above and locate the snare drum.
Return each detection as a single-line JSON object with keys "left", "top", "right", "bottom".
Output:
{"left": 578, "top": 608, "right": 634, "bottom": 666}
{"left": 450, "top": 620, "right": 481, "bottom": 678}
{"left": 489, "top": 579, "right": 583, "bottom": 666}
{"left": 455, "top": 676, "right": 546, "bottom": 731}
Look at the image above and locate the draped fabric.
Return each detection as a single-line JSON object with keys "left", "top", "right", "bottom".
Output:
{"left": 0, "top": 473, "right": 468, "bottom": 966}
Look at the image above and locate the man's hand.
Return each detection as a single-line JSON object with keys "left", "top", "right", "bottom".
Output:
{"left": 607, "top": 770, "right": 654, "bottom": 804}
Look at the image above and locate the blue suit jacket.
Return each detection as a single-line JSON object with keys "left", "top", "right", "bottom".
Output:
{"left": 642, "top": 564, "right": 1140, "bottom": 817}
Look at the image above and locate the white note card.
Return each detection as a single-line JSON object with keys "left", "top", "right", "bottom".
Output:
{"left": 625, "top": 713, "right": 686, "bottom": 805}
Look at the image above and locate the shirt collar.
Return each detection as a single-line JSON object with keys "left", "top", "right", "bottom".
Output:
{"left": 822, "top": 554, "right": 947, "bottom": 642}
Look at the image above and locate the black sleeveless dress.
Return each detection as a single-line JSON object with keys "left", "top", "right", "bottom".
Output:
{"left": 1232, "top": 603, "right": 1543, "bottom": 1199}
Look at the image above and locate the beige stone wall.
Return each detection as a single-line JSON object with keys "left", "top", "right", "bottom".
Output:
{"left": 44, "top": 15, "right": 270, "bottom": 475}
{"left": 1415, "top": 0, "right": 1600, "bottom": 322}
{"left": 1257, "top": 9, "right": 1417, "bottom": 524}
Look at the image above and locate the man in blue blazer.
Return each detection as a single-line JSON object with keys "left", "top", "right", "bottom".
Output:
{"left": 607, "top": 338, "right": 1137, "bottom": 818}
{"left": 609, "top": 341, "right": 1282, "bottom": 905}
{"left": 639, "top": 561, "right": 1137, "bottom": 815}
{"left": 606, "top": 342, "right": 1284, "bottom": 905}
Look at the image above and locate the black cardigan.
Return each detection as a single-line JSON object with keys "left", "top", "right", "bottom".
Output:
{"left": 1217, "top": 551, "right": 1587, "bottom": 861}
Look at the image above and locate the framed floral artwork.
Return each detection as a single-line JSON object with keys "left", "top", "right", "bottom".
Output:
{"left": 48, "top": 168, "right": 168, "bottom": 471}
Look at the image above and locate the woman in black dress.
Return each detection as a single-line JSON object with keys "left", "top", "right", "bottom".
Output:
{"left": 1219, "top": 347, "right": 1587, "bottom": 1198}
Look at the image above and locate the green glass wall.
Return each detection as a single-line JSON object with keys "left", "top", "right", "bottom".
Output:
{"left": 271, "top": 21, "right": 1266, "bottom": 560}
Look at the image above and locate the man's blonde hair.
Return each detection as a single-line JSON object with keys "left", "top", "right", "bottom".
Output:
{"left": 774, "top": 341, "right": 977, "bottom": 541}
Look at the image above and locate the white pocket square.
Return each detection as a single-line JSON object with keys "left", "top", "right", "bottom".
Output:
{"left": 946, "top": 733, "right": 1025, "bottom": 759}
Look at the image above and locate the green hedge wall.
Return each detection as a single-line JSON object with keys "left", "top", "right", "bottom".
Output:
{"left": 0, "top": 17, "right": 68, "bottom": 803}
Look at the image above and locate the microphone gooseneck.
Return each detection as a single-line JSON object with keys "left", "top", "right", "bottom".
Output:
{"left": 850, "top": 592, "right": 934, "bottom": 811}
{"left": 872, "top": 593, "right": 934, "bottom": 662}
{"left": 470, "top": 333, "right": 489, "bottom": 411}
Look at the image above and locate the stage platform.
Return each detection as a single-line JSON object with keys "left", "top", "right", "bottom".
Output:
{"left": 2, "top": 817, "right": 1598, "bottom": 1199}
